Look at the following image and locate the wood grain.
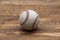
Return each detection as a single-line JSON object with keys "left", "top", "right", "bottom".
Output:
{"left": 0, "top": 0, "right": 60, "bottom": 40}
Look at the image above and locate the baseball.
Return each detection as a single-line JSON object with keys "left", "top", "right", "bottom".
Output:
{"left": 19, "top": 10, "right": 39, "bottom": 30}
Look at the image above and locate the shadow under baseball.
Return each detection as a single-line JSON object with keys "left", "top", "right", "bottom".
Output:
{"left": 19, "top": 26, "right": 39, "bottom": 34}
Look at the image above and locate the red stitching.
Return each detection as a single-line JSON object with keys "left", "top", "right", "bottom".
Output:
{"left": 20, "top": 11, "right": 29, "bottom": 25}
{"left": 32, "top": 16, "right": 38, "bottom": 29}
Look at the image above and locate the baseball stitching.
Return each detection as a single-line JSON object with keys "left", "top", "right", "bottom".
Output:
{"left": 20, "top": 11, "right": 29, "bottom": 25}
{"left": 32, "top": 16, "right": 38, "bottom": 29}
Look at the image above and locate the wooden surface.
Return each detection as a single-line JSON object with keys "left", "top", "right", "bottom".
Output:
{"left": 0, "top": 0, "right": 60, "bottom": 40}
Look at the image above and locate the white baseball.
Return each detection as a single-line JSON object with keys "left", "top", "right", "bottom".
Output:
{"left": 19, "top": 10, "right": 39, "bottom": 30}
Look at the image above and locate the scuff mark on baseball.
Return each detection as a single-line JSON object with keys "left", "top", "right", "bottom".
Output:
{"left": 19, "top": 10, "right": 39, "bottom": 30}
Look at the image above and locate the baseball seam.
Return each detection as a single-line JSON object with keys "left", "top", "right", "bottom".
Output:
{"left": 20, "top": 11, "right": 29, "bottom": 25}
{"left": 32, "top": 16, "right": 38, "bottom": 29}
